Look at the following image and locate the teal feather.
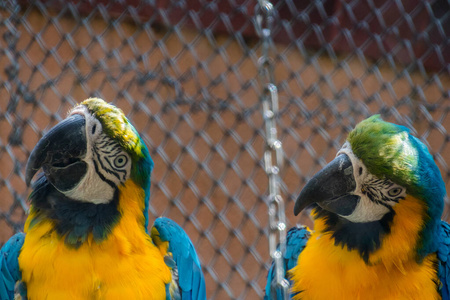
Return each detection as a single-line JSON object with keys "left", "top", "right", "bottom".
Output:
{"left": 130, "top": 135, "right": 153, "bottom": 233}
{"left": 0, "top": 233, "right": 25, "bottom": 300}
{"left": 151, "top": 217, "right": 206, "bottom": 300}
{"left": 438, "top": 221, "right": 450, "bottom": 299}
{"left": 265, "top": 226, "right": 310, "bottom": 300}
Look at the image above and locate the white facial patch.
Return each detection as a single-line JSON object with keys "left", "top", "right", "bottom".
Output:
{"left": 345, "top": 191, "right": 392, "bottom": 223}
{"left": 336, "top": 142, "right": 406, "bottom": 223}
{"left": 61, "top": 106, "right": 132, "bottom": 204}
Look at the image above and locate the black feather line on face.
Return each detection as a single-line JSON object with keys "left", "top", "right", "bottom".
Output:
{"left": 314, "top": 206, "right": 395, "bottom": 263}
{"left": 361, "top": 179, "right": 405, "bottom": 207}
{"left": 93, "top": 159, "right": 116, "bottom": 189}
{"left": 94, "top": 137, "right": 127, "bottom": 181}
{"left": 29, "top": 175, "right": 121, "bottom": 248}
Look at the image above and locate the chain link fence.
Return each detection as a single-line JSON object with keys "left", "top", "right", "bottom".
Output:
{"left": 0, "top": 0, "right": 449, "bottom": 298}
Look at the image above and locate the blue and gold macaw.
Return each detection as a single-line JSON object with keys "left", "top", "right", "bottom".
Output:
{"left": 266, "top": 115, "right": 450, "bottom": 299}
{"left": 0, "top": 98, "right": 206, "bottom": 299}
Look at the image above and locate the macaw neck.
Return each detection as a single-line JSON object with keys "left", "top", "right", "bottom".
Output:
{"left": 26, "top": 176, "right": 147, "bottom": 248}
{"left": 290, "top": 195, "right": 440, "bottom": 299}
{"left": 116, "top": 179, "right": 148, "bottom": 233}
{"left": 313, "top": 195, "right": 429, "bottom": 265}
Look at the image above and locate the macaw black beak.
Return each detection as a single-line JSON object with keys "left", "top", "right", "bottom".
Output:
{"left": 26, "top": 114, "right": 88, "bottom": 191}
{"left": 294, "top": 154, "right": 359, "bottom": 216}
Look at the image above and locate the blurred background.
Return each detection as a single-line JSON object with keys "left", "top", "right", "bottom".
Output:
{"left": 0, "top": 0, "right": 449, "bottom": 298}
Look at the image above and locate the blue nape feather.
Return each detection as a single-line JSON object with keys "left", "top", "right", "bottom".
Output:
{"left": 0, "top": 232, "right": 25, "bottom": 300}
{"left": 151, "top": 217, "right": 206, "bottom": 300}
{"left": 265, "top": 226, "right": 310, "bottom": 300}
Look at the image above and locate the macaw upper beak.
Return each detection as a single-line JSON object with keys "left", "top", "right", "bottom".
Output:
{"left": 26, "top": 114, "right": 88, "bottom": 192}
{"left": 294, "top": 154, "right": 359, "bottom": 216}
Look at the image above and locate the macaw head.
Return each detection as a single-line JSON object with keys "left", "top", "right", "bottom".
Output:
{"left": 295, "top": 115, "right": 446, "bottom": 261}
{"left": 26, "top": 98, "right": 153, "bottom": 231}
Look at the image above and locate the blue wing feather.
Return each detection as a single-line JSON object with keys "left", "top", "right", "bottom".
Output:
{"left": 265, "top": 225, "right": 310, "bottom": 300}
{"left": 0, "top": 232, "right": 25, "bottom": 300}
{"left": 438, "top": 220, "right": 450, "bottom": 299}
{"left": 151, "top": 217, "right": 206, "bottom": 300}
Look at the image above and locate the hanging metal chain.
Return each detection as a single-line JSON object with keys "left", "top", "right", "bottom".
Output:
{"left": 256, "top": 1, "right": 289, "bottom": 299}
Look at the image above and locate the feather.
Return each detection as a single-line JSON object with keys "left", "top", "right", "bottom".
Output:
{"left": 264, "top": 225, "right": 310, "bottom": 299}
{"left": 0, "top": 233, "right": 25, "bottom": 300}
{"left": 438, "top": 221, "right": 450, "bottom": 298}
{"left": 151, "top": 217, "right": 206, "bottom": 300}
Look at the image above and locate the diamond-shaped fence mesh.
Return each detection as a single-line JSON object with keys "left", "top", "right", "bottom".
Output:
{"left": 0, "top": 0, "right": 449, "bottom": 298}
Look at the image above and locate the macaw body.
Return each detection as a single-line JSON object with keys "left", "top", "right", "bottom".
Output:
{"left": 266, "top": 115, "right": 450, "bottom": 299}
{"left": 19, "top": 181, "right": 171, "bottom": 299}
{"left": 0, "top": 98, "right": 206, "bottom": 299}
{"left": 290, "top": 201, "right": 441, "bottom": 299}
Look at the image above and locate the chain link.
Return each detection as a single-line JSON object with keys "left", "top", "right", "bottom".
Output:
{"left": 256, "top": 1, "right": 289, "bottom": 299}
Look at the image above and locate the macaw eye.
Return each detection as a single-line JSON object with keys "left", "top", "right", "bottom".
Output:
{"left": 387, "top": 187, "right": 402, "bottom": 197}
{"left": 114, "top": 155, "right": 128, "bottom": 168}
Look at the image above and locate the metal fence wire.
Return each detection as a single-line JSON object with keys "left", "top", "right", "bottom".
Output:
{"left": 1, "top": 0, "right": 449, "bottom": 298}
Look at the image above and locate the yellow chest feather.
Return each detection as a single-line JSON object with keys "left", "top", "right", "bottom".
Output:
{"left": 290, "top": 196, "right": 440, "bottom": 300}
{"left": 18, "top": 182, "right": 171, "bottom": 300}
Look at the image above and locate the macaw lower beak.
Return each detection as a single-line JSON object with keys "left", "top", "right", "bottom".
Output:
{"left": 294, "top": 154, "right": 359, "bottom": 216}
{"left": 26, "top": 114, "right": 88, "bottom": 192}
